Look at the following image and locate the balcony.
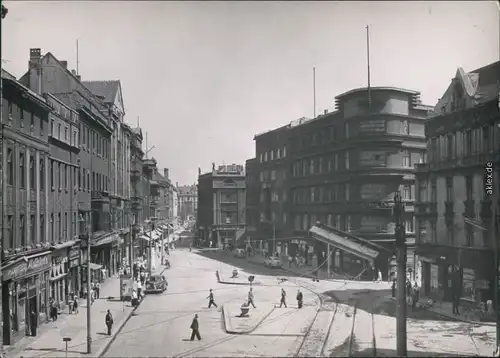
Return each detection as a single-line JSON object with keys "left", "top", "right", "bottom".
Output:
{"left": 415, "top": 202, "right": 437, "bottom": 217}
{"left": 463, "top": 199, "right": 475, "bottom": 218}
{"left": 91, "top": 190, "right": 110, "bottom": 203}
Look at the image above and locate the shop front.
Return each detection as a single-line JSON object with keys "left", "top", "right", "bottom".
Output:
{"left": 91, "top": 232, "right": 120, "bottom": 278}
{"left": 49, "top": 249, "right": 68, "bottom": 309}
{"left": 68, "top": 245, "right": 81, "bottom": 297}
{"left": 1, "top": 251, "right": 51, "bottom": 346}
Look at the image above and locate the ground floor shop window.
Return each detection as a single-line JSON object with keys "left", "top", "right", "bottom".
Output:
{"left": 9, "top": 282, "right": 18, "bottom": 332}
{"left": 18, "top": 296, "right": 26, "bottom": 331}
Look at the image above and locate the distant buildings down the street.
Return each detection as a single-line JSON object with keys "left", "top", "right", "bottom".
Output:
{"left": 0, "top": 48, "right": 178, "bottom": 347}
{"left": 177, "top": 184, "right": 197, "bottom": 223}
{"left": 197, "top": 164, "right": 246, "bottom": 248}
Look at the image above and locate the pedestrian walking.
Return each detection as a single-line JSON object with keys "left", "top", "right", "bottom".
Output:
{"left": 247, "top": 288, "right": 256, "bottom": 308}
{"left": 73, "top": 296, "right": 79, "bottom": 314}
{"left": 105, "top": 309, "right": 114, "bottom": 335}
{"left": 190, "top": 314, "right": 201, "bottom": 341}
{"left": 95, "top": 281, "right": 101, "bottom": 299}
{"left": 296, "top": 290, "right": 303, "bottom": 309}
{"left": 132, "top": 289, "right": 138, "bottom": 307}
{"left": 30, "top": 310, "right": 37, "bottom": 336}
{"left": 280, "top": 288, "right": 287, "bottom": 308}
{"left": 207, "top": 289, "right": 218, "bottom": 308}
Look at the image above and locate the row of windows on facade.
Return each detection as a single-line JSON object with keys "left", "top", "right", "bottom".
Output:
{"left": 3, "top": 211, "right": 77, "bottom": 250}
{"left": 290, "top": 119, "right": 412, "bottom": 151}
{"left": 6, "top": 101, "right": 45, "bottom": 136}
{"left": 258, "top": 169, "right": 287, "bottom": 183}
{"left": 291, "top": 150, "right": 417, "bottom": 177}
{"left": 418, "top": 175, "right": 474, "bottom": 203}
{"left": 418, "top": 218, "right": 489, "bottom": 249}
{"left": 257, "top": 211, "right": 415, "bottom": 234}
{"left": 427, "top": 123, "right": 498, "bottom": 163}
{"left": 78, "top": 121, "right": 110, "bottom": 160}
{"left": 50, "top": 117, "right": 78, "bottom": 149}
{"left": 5, "top": 150, "right": 109, "bottom": 193}
{"left": 290, "top": 184, "right": 416, "bottom": 204}
{"left": 259, "top": 146, "right": 287, "bottom": 163}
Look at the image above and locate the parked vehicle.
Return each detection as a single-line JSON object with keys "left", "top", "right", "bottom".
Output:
{"left": 234, "top": 249, "right": 246, "bottom": 258}
{"left": 264, "top": 257, "right": 282, "bottom": 268}
{"left": 145, "top": 274, "right": 168, "bottom": 293}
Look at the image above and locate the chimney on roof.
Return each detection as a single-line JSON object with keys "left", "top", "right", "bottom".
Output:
{"left": 324, "top": 109, "right": 328, "bottom": 114}
{"left": 71, "top": 69, "right": 76, "bottom": 75}
{"left": 164, "top": 168, "right": 169, "bottom": 179}
{"left": 176, "top": 182, "right": 178, "bottom": 187}
{"left": 61, "top": 61, "right": 68, "bottom": 68}
{"left": 29, "top": 48, "right": 41, "bottom": 68}
{"left": 28, "top": 48, "right": 42, "bottom": 94}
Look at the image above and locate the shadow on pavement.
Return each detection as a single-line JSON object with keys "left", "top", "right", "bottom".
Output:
{"left": 323, "top": 289, "right": 459, "bottom": 322}
{"left": 195, "top": 250, "right": 305, "bottom": 278}
{"left": 360, "top": 347, "right": 469, "bottom": 357}
{"left": 25, "top": 347, "right": 83, "bottom": 354}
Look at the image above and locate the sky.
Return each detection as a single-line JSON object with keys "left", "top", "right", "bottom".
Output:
{"left": 2, "top": 1, "right": 499, "bottom": 185}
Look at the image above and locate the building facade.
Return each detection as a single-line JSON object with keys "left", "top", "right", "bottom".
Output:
{"left": 177, "top": 184, "right": 197, "bottom": 223}
{"left": 44, "top": 93, "right": 81, "bottom": 308}
{"left": 20, "top": 48, "right": 127, "bottom": 281}
{"left": 415, "top": 61, "right": 500, "bottom": 303}
{"left": 1, "top": 70, "right": 53, "bottom": 345}
{"left": 197, "top": 164, "right": 246, "bottom": 248}
{"left": 252, "top": 125, "right": 291, "bottom": 253}
{"left": 245, "top": 158, "right": 259, "bottom": 246}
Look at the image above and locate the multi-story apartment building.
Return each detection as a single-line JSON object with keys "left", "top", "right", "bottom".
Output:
{"left": 44, "top": 93, "right": 81, "bottom": 306}
{"left": 20, "top": 48, "right": 126, "bottom": 280}
{"left": 1, "top": 69, "right": 53, "bottom": 346}
{"left": 142, "top": 158, "right": 157, "bottom": 220}
{"left": 130, "top": 127, "right": 144, "bottom": 226}
{"left": 253, "top": 124, "right": 291, "bottom": 253}
{"left": 154, "top": 169, "right": 170, "bottom": 222}
{"left": 83, "top": 80, "right": 132, "bottom": 267}
{"left": 172, "top": 187, "right": 178, "bottom": 227}
{"left": 177, "top": 184, "right": 197, "bottom": 222}
{"left": 415, "top": 61, "right": 500, "bottom": 302}
{"left": 197, "top": 164, "right": 246, "bottom": 248}
{"left": 245, "top": 158, "right": 259, "bottom": 246}
{"left": 247, "top": 87, "right": 431, "bottom": 278}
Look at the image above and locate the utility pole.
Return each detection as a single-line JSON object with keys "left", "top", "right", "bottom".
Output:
{"left": 85, "top": 214, "right": 92, "bottom": 354}
{"left": 272, "top": 221, "right": 276, "bottom": 256}
{"left": 393, "top": 191, "right": 407, "bottom": 356}
{"left": 492, "top": 161, "right": 500, "bottom": 356}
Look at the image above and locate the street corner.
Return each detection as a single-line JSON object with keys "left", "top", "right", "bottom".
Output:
{"left": 222, "top": 302, "right": 275, "bottom": 334}
{"left": 217, "top": 270, "right": 261, "bottom": 285}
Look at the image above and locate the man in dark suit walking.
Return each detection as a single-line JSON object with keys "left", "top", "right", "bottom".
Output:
{"left": 190, "top": 314, "right": 201, "bottom": 341}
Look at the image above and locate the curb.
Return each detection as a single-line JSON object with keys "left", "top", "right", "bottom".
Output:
{"left": 222, "top": 304, "right": 276, "bottom": 335}
{"left": 216, "top": 270, "right": 262, "bottom": 286}
{"left": 97, "top": 303, "right": 139, "bottom": 357}
{"left": 387, "top": 296, "right": 495, "bottom": 326}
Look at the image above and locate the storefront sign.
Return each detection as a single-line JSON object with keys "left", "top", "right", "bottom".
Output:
{"left": 69, "top": 247, "right": 80, "bottom": 259}
{"left": 28, "top": 255, "right": 50, "bottom": 272}
{"left": 3, "top": 261, "right": 28, "bottom": 281}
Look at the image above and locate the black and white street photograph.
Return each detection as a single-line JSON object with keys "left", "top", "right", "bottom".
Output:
{"left": 1, "top": 1, "right": 499, "bottom": 357}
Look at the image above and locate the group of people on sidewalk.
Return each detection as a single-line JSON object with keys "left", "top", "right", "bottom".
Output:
{"left": 391, "top": 278, "right": 421, "bottom": 310}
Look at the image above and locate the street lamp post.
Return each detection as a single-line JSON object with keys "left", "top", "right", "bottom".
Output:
{"left": 393, "top": 192, "right": 407, "bottom": 356}
{"left": 272, "top": 221, "right": 276, "bottom": 256}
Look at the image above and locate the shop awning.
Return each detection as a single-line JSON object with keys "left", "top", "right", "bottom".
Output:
{"left": 92, "top": 233, "right": 119, "bottom": 247}
{"left": 49, "top": 273, "right": 68, "bottom": 281}
{"left": 309, "top": 225, "right": 380, "bottom": 262}
{"left": 83, "top": 263, "right": 103, "bottom": 270}
{"left": 139, "top": 235, "right": 151, "bottom": 242}
{"left": 51, "top": 240, "right": 79, "bottom": 251}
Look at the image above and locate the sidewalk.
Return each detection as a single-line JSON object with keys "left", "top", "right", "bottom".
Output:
{"left": 246, "top": 252, "right": 347, "bottom": 280}
{"left": 386, "top": 295, "right": 495, "bottom": 326}
{"left": 6, "top": 262, "right": 167, "bottom": 358}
